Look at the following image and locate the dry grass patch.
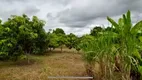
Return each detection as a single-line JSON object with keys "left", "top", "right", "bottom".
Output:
{"left": 0, "top": 48, "right": 87, "bottom": 80}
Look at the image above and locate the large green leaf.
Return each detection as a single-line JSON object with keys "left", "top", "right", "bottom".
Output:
{"left": 123, "top": 14, "right": 127, "bottom": 24}
{"left": 127, "top": 10, "right": 131, "bottom": 25}
{"left": 131, "top": 20, "right": 142, "bottom": 35}
{"left": 107, "top": 17, "right": 119, "bottom": 31}
{"left": 123, "top": 14, "right": 131, "bottom": 34}
{"left": 118, "top": 18, "right": 124, "bottom": 27}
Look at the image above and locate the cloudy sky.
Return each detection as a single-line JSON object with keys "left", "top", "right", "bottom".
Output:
{"left": 0, "top": 0, "right": 142, "bottom": 36}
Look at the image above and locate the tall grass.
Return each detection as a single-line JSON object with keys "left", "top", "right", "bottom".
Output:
{"left": 81, "top": 30, "right": 119, "bottom": 80}
{"left": 81, "top": 10, "right": 142, "bottom": 80}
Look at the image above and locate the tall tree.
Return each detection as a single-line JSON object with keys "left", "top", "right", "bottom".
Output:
{"left": 53, "top": 28, "right": 65, "bottom": 35}
{"left": 0, "top": 14, "right": 47, "bottom": 60}
{"left": 53, "top": 28, "right": 66, "bottom": 52}
{"left": 48, "top": 33, "right": 59, "bottom": 51}
{"left": 65, "top": 33, "right": 77, "bottom": 49}
{"left": 90, "top": 26, "right": 103, "bottom": 36}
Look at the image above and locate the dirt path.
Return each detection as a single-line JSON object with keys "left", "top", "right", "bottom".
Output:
{"left": 0, "top": 48, "right": 87, "bottom": 80}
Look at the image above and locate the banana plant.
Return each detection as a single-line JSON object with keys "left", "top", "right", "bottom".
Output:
{"left": 107, "top": 10, "right": 142, "bottom": 79}
{"left": 107, "top": 10, "right": 142, "bottom": 59}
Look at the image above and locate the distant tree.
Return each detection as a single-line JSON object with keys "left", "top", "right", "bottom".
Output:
{"left": 52, "top": 28, "right": 66, "bottom": 52}
{"left": 74, "top": 37, "right": 81, "bottom": 52}
{"left": 53, "top": 28, "right": 65, "bottom": 35}
{"left": 105, "top": 27, "right": 112, "bottom": 31}
{"left": 57, "top": 34, "right": 66, "bottom": 52}
{"left": 48, "top": 33, "right": 59, "bottom": 51}
{"left": 105, "top": 26, "right": 118, "bottom": 33}
{"left": 90, "top": 26, "right": 103, "bottom": 36}
{"left": 65, "top": 33, "right": 77, "bottom": 49}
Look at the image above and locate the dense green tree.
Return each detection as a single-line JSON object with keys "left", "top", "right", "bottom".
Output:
{"left": 58, "top": 34, "right": 66, "bottom": 52}
{"left": 31, "top": 16, "right": 48, "bottom": 54}
{"left": 90, "top": 26, "right": 103, "bottom": 36}
{"left": 74, "top": 36, "right": 81, "bottom": 52}
{"left": 65, "top": 33, "right": 77, "bottom": 49}
{"left": 53, "top": 28, "right": 65, "bottom": 35}
{"left": 48, "top": 33, "right": 59, "bottom": 51}
{"left": 0, "top": 14, "right": 47, "bottom": 60}
{"left": 52, "top": 28, "right": 66, "bottom": 52}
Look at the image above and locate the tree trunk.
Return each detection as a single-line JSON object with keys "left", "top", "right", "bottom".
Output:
{"left": 61, "top": 46, "right": 63, "bottom": 53}
{"left": 25, "top": 51, "right": 29, "bottom": 64}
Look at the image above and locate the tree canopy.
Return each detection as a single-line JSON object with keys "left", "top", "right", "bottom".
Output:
{"left": 0, "top": 14, "right": 47, "bottom": 60}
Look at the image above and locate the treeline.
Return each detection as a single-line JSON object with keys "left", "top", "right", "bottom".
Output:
{"left": 0, "top": 14, "right": 92, "bottom": 60}
{"left": 47, "top": 28, "right": 81, "bottom": 52}
{"left": 0, "top": 14, "right": 118, "bottom": 61}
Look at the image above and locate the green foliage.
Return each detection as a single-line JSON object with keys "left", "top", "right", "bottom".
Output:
{"left": 80, "top": 10, "right": 142, "bottom": 79}
{"left": 90, "top": 26, "right": 103, "bottom": 36}
{"left": 1, "top": 11, "right": 142, "bottom": 79}
{"left": 80, "top": 32, "right": 115, "bottom": 63}
{"left": 47, "top": 28, "right": 66, "bottom": 52}
{"left": 57, "top": 34, "right": 66, "bottom": 46}
{"left": 53, "top": 28, "right": 65, "bottom": 35}
{"left": 52, "top": 28, "right": 66, "bottom": 51}
{"left": 0, "top": 14, "right": 47, "bottom": 60}
{"left": 107, "top": 10, "right": 142, "bottom": 79}
{"left": 80, "top": 34, "right": 95, "bottom": 51}
{"left": 65, "top": 33, "right": 77, "bottom": 49}
{"left": 48, "top": 33, "right": 59, "bottom": 49}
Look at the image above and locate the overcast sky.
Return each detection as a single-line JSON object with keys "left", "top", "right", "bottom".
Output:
{"left": 0, "top": 0, "right": 142, "bottom": 36}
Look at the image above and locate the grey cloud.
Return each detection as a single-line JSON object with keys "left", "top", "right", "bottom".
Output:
{"left": 23, "top": 6, "right": 40, "bottom": 15}
{"left": 47, "top": 13, "right": 57, "bottom": 20}
{"left": 1, "top": 0, "right": 142, "bottom": 35}
{"left": 0, "top": 1, "right": 40, "bottom": 20}
{"left": 131, "top": 13, "right": 142, "bottom": 23}
{"left": 48, "top": 0, "right": 72, "bottom": 6}
{"left": 2, "top": 0, "right": 72, "bottom": 6}
{"left": 61, "top": 20, "right": 93, "bottom": 28}
{"left": 57, "top": 0, "right": 142, "bottom": 28}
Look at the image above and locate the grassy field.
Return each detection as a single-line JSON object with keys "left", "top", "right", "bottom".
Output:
{"left": 0, "top": 48, "right": 88, "bottom": 80}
